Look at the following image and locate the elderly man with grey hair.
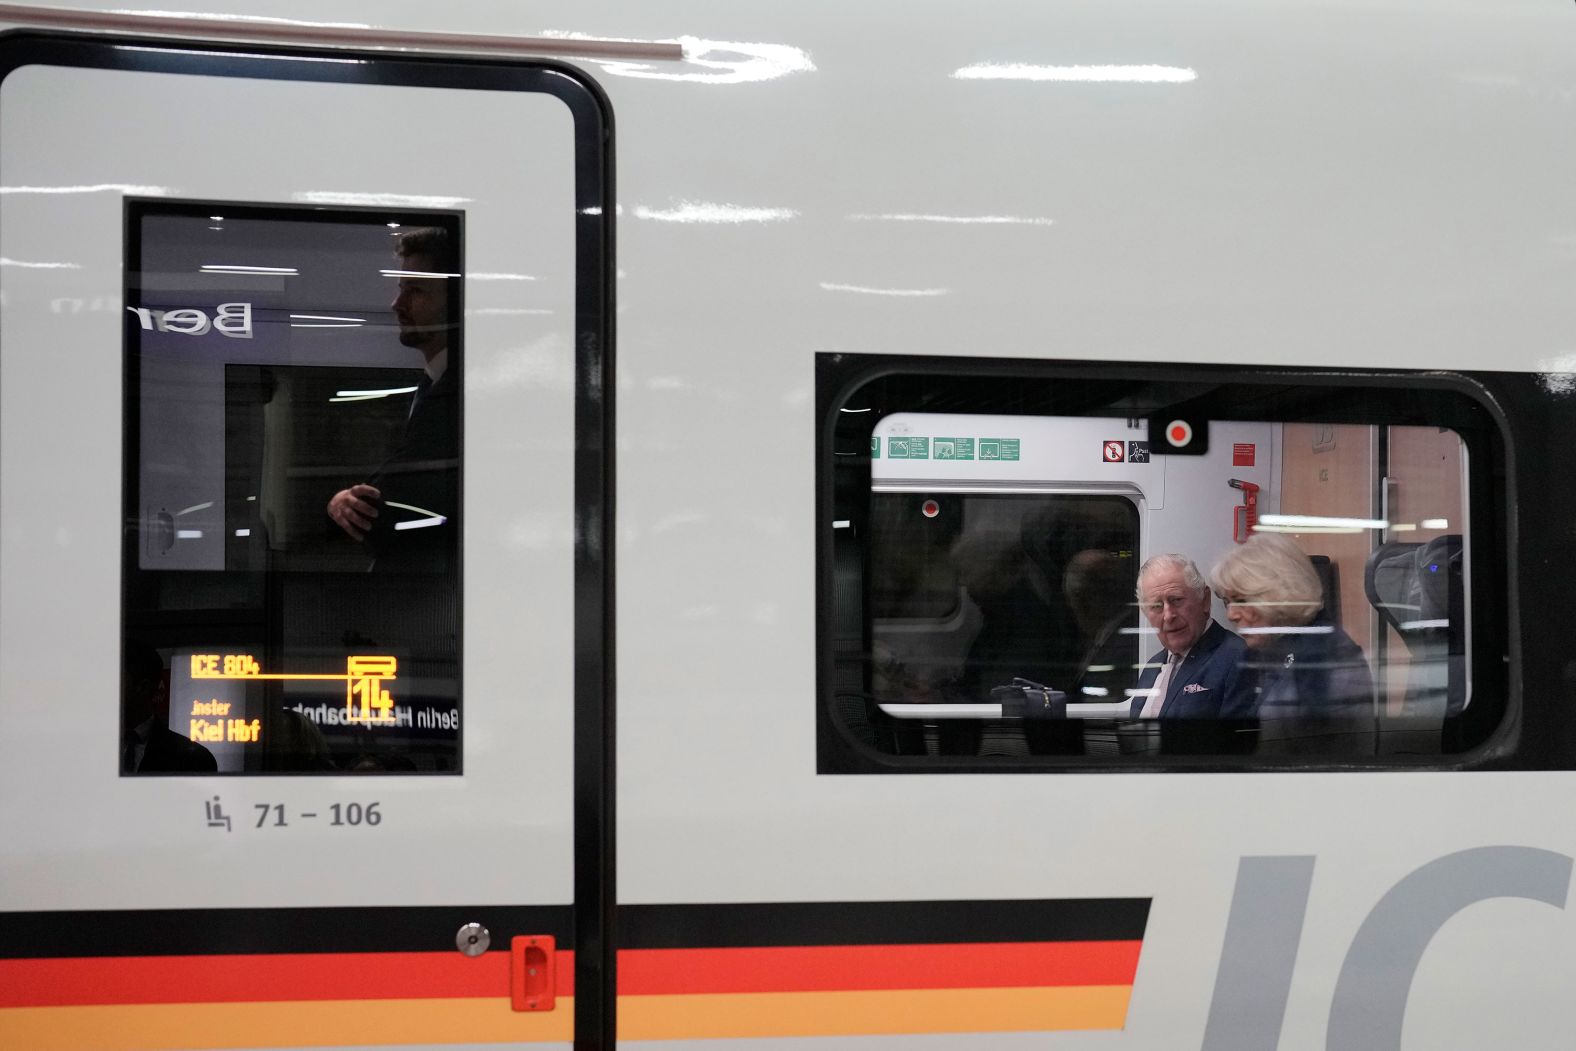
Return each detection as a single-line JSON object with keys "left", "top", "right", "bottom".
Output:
{"left": 1129, "top": 553, "right": 1254, "bottom": 723}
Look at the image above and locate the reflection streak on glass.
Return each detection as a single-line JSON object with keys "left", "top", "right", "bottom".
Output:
{"left": 848, "top": 213, "right": 1055, "bottom": 227}
{"left": 117, "top": 10, "right": 371, "bottom": 28}
{"left": 0, "top": 257, "right": 82, "bottom": 269}
{"left": 201, "top": 264, "right": 298, "bottom": 275}
{"left": 819, "top": 282, "right": 949, "bottom": 297}
{"left": 330, "top": 386, "right": 419, "bottom": 404}
{"left": 1251, "top": 524, "right": 1362, "bottom": 535}
{"left": 542, "top": 32, "right": 814, "bottom": 84}
{"left": 1257, "top": 514, "right": 1388, "bottom": 530}
{"left": 0, "top": 184, "right": 167, "bottom": 195}
{"left": 634, "top": 201, "right": 797, "bottom": 224}
{"left": 293, "top": 192, "right": 472, "bottom": 208}
{"left": 952, "top": 63, "right": 1197, "bottom": 83}
{"left": 114, "top": 45, "right": 365, "bottom": 64}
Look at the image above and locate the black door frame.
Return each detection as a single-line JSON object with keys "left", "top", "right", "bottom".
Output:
{"left": 0, "top": 29, "right": 617, "bottom": 1049}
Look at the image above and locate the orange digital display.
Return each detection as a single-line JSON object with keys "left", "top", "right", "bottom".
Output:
{"left": 189, "top": 654, "right": 400, "bottom": 727}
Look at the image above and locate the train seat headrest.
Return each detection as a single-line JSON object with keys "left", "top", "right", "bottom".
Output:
{"left": 1364, "top": 534, "right": 1463, "bottom": 651}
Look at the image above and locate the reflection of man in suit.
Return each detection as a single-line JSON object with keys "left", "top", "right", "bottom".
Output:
{"left": 326, "top": 228, "right": 458, "bottom": 573}
{"left": 122, "top": 642, "right": 217, "bottom": 774}
{"left": 1129, "top": 554, "right": 1252, "bottom": 721}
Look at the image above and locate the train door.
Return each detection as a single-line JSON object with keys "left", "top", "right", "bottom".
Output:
{"left": 0, "top": 35, "right": 611, "bottom": 1049}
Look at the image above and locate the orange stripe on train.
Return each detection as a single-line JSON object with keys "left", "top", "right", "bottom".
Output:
{"left": 0, "top": 987, "right": 1131, "bottom": 1049}
{"left": 619, "top": 986, "right": 1134, "bottom": 1040}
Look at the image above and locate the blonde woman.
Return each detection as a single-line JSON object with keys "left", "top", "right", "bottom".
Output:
{"left": 1211, "top": 533, "right": 1375, "bottom": 748}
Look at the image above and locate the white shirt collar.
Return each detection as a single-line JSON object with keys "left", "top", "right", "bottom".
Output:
{"left": 424, "top": 348, "right": 449, "bottom": 384}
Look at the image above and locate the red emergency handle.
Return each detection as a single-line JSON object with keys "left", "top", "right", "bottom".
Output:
{"left": 1228, "top": 478, "right": 1259, "bottom": 543}
{"left": 511, "top": 934, "right": 557, "bottom": 1012}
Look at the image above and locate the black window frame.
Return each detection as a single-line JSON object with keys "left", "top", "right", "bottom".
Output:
{"left": 817, "top": 353, "right": 1514, "bottom": 774}
{"left": 122, "top": 197, "right": 468, "bottom": 777}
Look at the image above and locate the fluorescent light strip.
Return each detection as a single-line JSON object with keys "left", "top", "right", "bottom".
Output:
{"left": 1257, "top": 514, "right": 1388, "bottom": 530}
{"left": 385, "top": 500, "right": 445, "bottom": 522}
{"left": 201, "top": 264, "right": 297, "bottom": 275}
{"left": 1251, "top": 524, "right": 1363, "bottom": 535}
{"left": 291, "top": 314, "right": 366, "bottom": 323}
{"left": 380, "top": 268, "right": 461, "bottom": 279}
{"left": 335, "top": 386, "right": 419, "bottom": 398}
{"left": 176, "top": 501, "right": 214, "bottom": 516}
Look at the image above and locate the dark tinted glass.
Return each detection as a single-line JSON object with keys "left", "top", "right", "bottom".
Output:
{"left": 122, "top": 202, "right": 462, "bottom": 775}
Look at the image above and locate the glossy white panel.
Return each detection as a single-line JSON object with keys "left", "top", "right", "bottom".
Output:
{"left": 0, "top": 63, "right": 579, "bottom": 909}
{"left": 0, "top": 3, "right": 1572, "bottom": 1049}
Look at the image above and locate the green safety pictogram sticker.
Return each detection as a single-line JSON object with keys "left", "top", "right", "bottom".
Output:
{"left": 933, "top": 438, "right": 975, "bottom": 460}
{"left": 979, "top": 439, "right": 1020, "bottom": 461}
{"left": 871, "top": 436, "right": 881, "bottom": 458}
{"left": 887, "top": 437, "right": 930, "bottom": 459}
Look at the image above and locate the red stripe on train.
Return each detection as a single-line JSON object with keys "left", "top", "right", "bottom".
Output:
{"left": 619, "top": 941, "right": 1142, "bottom": 995}
{"left": 0, "top": 950, "right": 575, "bottom": 1008}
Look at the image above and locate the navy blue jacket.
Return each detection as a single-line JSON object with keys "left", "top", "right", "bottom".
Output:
{"left": 1130, "top": 620, "right": 1254, "bottom": 719}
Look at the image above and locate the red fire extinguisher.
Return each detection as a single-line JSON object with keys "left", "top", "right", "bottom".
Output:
{"left": 1228, "top": 478, "right": 1259, "bottom": 543}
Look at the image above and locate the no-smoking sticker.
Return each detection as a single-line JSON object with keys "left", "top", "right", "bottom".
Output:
{"left": 1102, "top": 440, "right": 1126, "bottom": 463}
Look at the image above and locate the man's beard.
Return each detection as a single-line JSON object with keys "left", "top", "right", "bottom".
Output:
{"left": 398, "top": 323, "right": 444, "bottom": 350}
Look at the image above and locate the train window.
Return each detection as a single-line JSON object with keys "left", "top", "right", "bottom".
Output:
{"left": 820, "top": 360, "right": 1508, "bottom": 771}
{"left": 122, "top": 201, "right": 463, "bottom": 774}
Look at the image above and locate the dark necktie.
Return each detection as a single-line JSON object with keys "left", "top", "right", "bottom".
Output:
{"left": 407, "top": 375, "right": 433, "bottom": 422}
